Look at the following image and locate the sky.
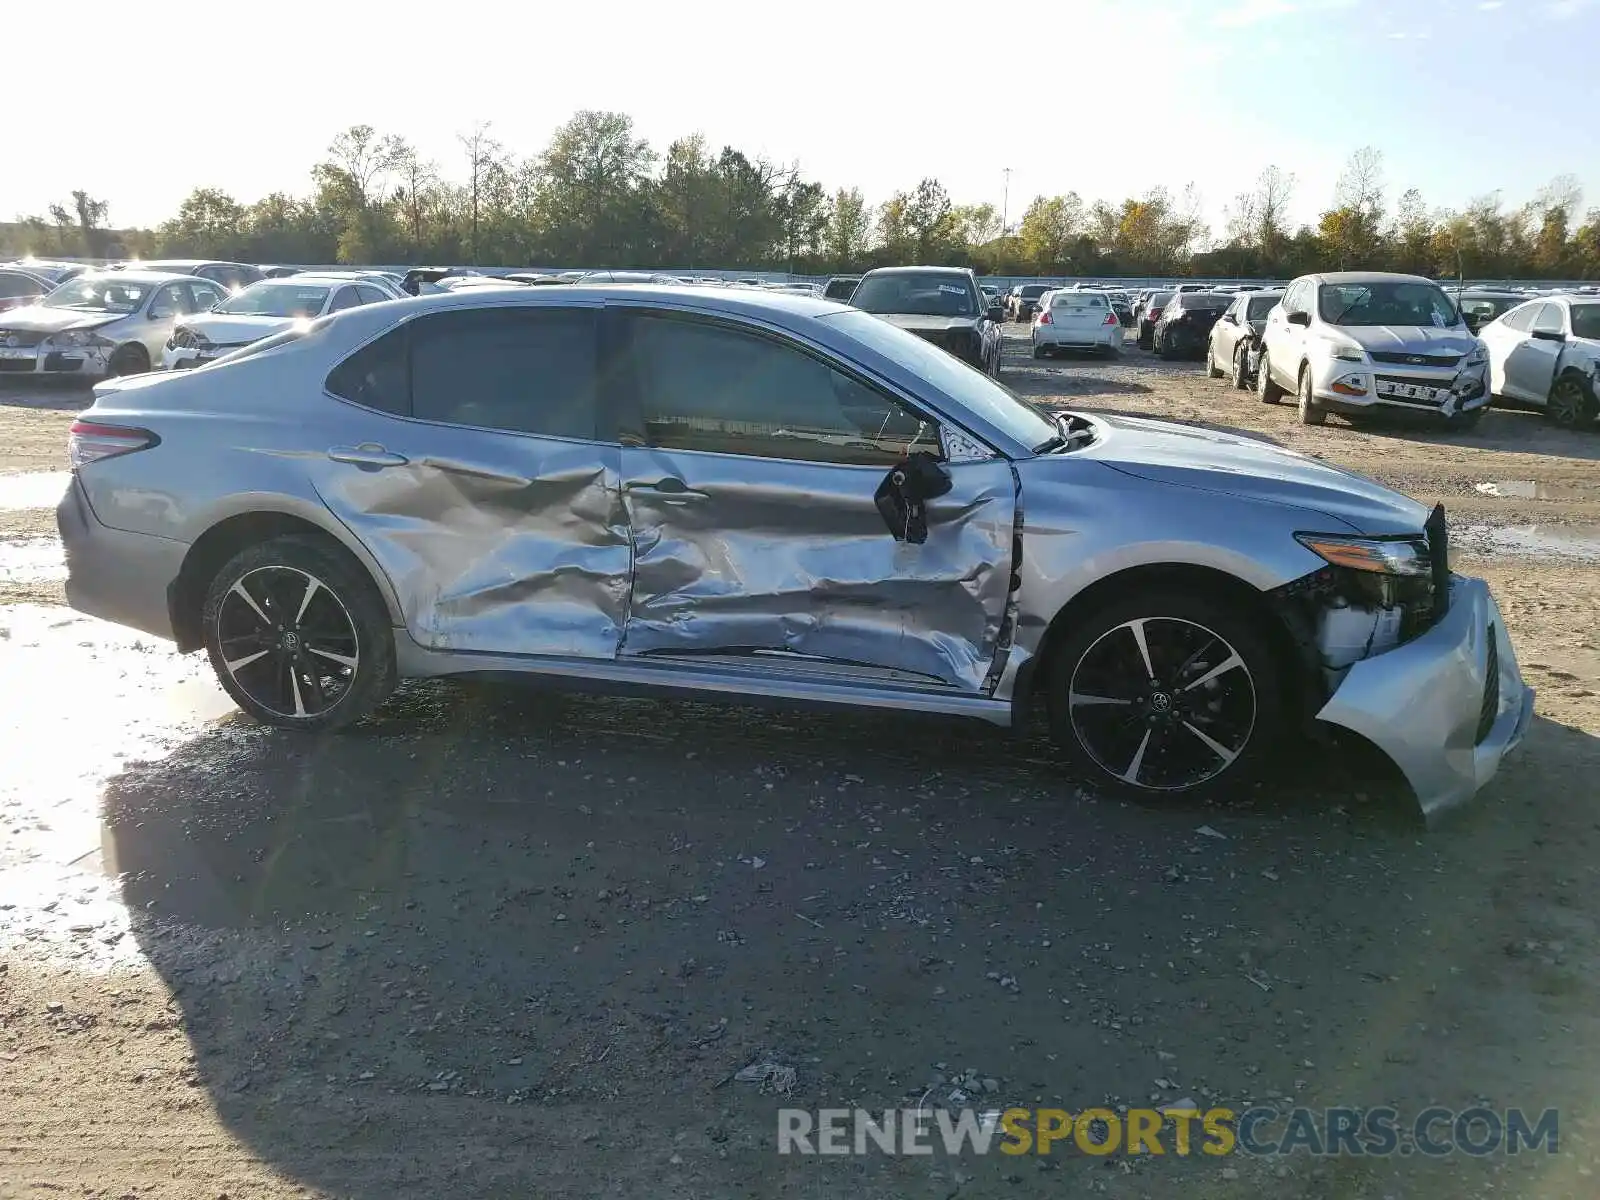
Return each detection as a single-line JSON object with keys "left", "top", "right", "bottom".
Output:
{"left": 8, "top": 0, "right": 1599, "bottom": 237}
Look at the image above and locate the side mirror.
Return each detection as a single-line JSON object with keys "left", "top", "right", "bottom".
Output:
{"left": 874, "top": 452, "right": 952, "bottom": 544}
{"left": 1286, "top": 310, "right": 1311, "bottom": 327}
{"left": 986, "top": 304, "right": 1005, "bottom": 323}
{"left": 1531, "top": 328, "right": 1566, "bottom": 342}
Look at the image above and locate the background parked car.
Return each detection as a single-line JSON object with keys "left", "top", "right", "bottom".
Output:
{"left": 822, "top": 275, "right": 862, "bottom": 302}
{"left": 1256, "top": 271, "right": 1488, "bottom": 428}
{"left": 1479, "top": 295, "right": 1600, "bottom": 426}
{"left": 1006, "top": 283, "right": 1052, "bottom": 322}
{"left": 4, "top": 258, "right": 88, "bottom": 285}
{"left": 0, "top": 270, "right": 227, "bottom": 377}
{"left": 850, "top": 266, "right": 1003, "bottom": 375}
{"left": 1031, "top": 290, "right": 1124, "bottom": 358}
{"left": 1135, "top": 290, "right": 1174, "bottom": 349}
{"left": 1152, "top": 291, "right": 1231, "bottom": 360}
{"left": 0, "top": 267, "right": 53, "bottom": 314}
{"left": 162, "top": 275, "right": 399, "bottom": 370}
{"left": 1456, "top": 287, "right": 1531, "bottom": 334}
{"left": 1206, "top": 288, "right": 1285, "bottom": 388}
{"left": 113, "top": 259, "right": 264, "bottom": 293}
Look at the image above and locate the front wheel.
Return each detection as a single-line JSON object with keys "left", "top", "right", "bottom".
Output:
{"left": 1047, "top": 591, "right": 1283, "bottom": 799}
{"left": 1546, "top": 374, "right": 1596, "bottom": 427}
{"left": 1297, "top": 367, "right": 1327, "bottom": 425}
{"left": 1231, "top": 345, "right": 1250, "bottom": 390}
{"left": 201, "top": 534, "right": 397, "bottom": 732}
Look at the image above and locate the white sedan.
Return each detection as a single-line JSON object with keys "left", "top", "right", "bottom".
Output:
{"left": 162, "top": 275, "right": 399, "bottom": 370}
{"left": 1031, "top": 290, "right": 1124, "bottom": 357}
{"left": 1478, "top": 294, "right": 1600, "bottom": 426}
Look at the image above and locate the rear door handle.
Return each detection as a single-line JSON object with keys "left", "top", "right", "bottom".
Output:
{"left": 328, "top": 443, "right": 409, "bottom": 468}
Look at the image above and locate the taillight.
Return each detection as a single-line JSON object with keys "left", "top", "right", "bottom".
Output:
{"left": 1103, "top": 312, "right": 1118, "bottom": 326}
{"left": 1150, "top": 307, "right": 1163, "bottom": 319}
{"left": 1037, "top": 310, "right": 1053, "bottom": 325}
{"left": 67, "top": 420, "right": 159, "bottom": 469}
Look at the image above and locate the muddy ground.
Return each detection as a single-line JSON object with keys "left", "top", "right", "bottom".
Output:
{"left": 2, "top": 333, "right": 1599, "bottom": 1199}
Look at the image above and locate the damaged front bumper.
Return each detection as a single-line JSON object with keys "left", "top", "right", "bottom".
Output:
{"left": 1315, "top": 574, "right": 1534, "bottom": 824}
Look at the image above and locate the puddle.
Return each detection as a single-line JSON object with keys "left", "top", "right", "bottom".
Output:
{"left": 1474, "top": 479, "right": 1597, "bottom": 501}
{"left": 1454, "top": 523, "right": 1600, "bottom": 563}
{"left": 0, "top": 536, "right": 66, "bottom": 583}
{"left": 0, "top": 603, "right": 230, "bottom": 971}
{"left": 0, "top": 470, "right": 70, "bottom": 510}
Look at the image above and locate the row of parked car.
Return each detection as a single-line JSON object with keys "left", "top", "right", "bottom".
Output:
{"left": 1126, "top": 272, "right": 1600, "bottom": 431}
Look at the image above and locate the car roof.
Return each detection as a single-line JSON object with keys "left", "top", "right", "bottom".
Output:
{"left": 1306, "top": 271, "right": 1438, "bottom": 286}
{"left": 351, "top": 282, "right": 847, "bottom": 321}
{"left": 861, "top": 266, "right": 972, "bottom": 277}
{"left": 73, "top": 269, "right": 203, "bottom": 285}
{"left": 132, "top": 258, "right": 245, "bottom": 269}
{"left": 251, "top": 274, "right": 370, "bottom": 287}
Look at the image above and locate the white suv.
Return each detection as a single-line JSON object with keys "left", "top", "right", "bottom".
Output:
{"left": 1256, "top": 271, "right": 1489, "bottom": 428}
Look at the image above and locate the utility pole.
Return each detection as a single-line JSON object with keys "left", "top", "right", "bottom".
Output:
{"left": 1001, "top": 168, "right": 1012, "bottom": 237}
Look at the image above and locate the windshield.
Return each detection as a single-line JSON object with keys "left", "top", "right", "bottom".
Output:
{"left": 217, "top": 282, "right": 329, "bottom": 318}
{"left": 828, "top": 309, "right": 1055, "bottom": 451}
{"left": 1572, "top": 304, "right": 1600, "bottom": 340}
{"left": 1149, "top": 291, "right": 1174, "bottom": 305}
{"left": 1461, "top": 295, "right": 1527, "bottom": 322}
{"left": 1318, "top": 280, "right": 1462, "bottom": 327}
{"left": 1020, "top": 285, "right": 1050, "bottom": 299}
{"left": 1246, "top": 296, "right": 1281, "bottom": 320}
{"left": 1181, "top": 295, "right": 1230, "bottom": 312}
{"left": 42, "top": 277, "right": 148, "bottom": 313}
{"left": 851, "top": 272, "right": 977, "bottom": 317}
{"left": 823, "top": 279, "right": 858, "bottom": 300}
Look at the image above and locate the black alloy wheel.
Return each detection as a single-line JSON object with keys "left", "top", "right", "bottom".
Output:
{"left": 1049, "top": 593, "right": 1282, "bottom": 798}
{"left": 202, "top": 534, "right": 396, "bottom": 731}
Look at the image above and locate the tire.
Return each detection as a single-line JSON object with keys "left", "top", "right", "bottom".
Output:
{"left": 1137, "top": 325, "right": 1153, "bottom": 351}
{"left": 1206, "top": 345, "right": 1225, "bottom": 378}
{"left": 1256, "top": 351, "right": 1285, "bottom": 404}
{"left": 1047, "top": 590, "right": 1284, "bottom": 800}
{"left": 1031, "top": 344, "right": 1045, "bottom": 360}
{"left": 105, "top": 344, "right": 150, "bottom": 377}
{"left": 1297, "top": 366, "right": 1327, "bottom": 425}
{"left": 1448, "top": 406, "right": 1485, "bottom": 431}
{"left": 1157, "top": 332, "right": 1178, "bottom": 361}
{"left": 1231, "top": 345, "right": 1250, "bottom": 390}
{"left": 1546, "top": 373, "right": 1596, "bottom": 427}
{"left": 201, "top": 533, "right": 397, "bottom": 732}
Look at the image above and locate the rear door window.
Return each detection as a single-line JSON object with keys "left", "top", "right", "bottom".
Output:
{"left": 409, "top": 307, "right": 600, "bottom": 440}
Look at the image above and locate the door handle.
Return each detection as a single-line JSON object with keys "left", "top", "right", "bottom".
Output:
{"left": 328, "top": 443, "right": 409, "bottom": 468}
{"left": 627, "top": 478, "right": 707, "bottom": 501}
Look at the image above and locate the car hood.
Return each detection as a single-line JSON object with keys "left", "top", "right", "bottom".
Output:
{"left": 180, "top": 313, "right": 295, "bottom": 344}
{"left": 1334, "top": 325, "right": 1479, "bottom": 355}
{"left": 869, "top": 314, "right": 980, "bottom": 334}
{"left": 0, "top": 307, "right": 125, "bottom": 334}
{"left": 1074, "top": 412, "right": 1430, "bottom": 535}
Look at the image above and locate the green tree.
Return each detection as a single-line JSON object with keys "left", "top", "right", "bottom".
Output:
{"left": 822, "top": 187, "right": 871, "bottom": 268}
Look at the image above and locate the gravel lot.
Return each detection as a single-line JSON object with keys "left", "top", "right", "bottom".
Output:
{"left": 2, "top": 331, "right": 1599, "bottom": 1199}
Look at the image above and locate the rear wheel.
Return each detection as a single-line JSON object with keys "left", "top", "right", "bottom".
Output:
{"left": 1031, "top": 344, "right": 1045, "bottom": 360}
{"left": 1297, "top": 366, "right": 1327, "bottom": 425}
{"left": 201, "top": 534, "right": 396, "bottom": 732}
{"left": 1206, "top": 344, "right": 1225, "bottom": 378}
{"left": 1256, "top": 351, "right": 1285, "bottom": 404}
{"left": 1047, "top": 591, "right": 1284, "bottom": 800}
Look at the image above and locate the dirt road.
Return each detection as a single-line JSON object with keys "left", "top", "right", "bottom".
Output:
{"left": 2, "top": 335, "right": 1598, "bottom": 1199}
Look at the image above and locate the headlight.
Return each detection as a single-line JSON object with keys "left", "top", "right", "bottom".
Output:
{"left": 1296, "top": 533, "right": 1431, "bottom": 576}
{"left": 1465, "top": 344, "right": 1488, "bottom": 366}
{"left": 1325, "top": 338, "right": 1366, "bottom": 362}
{"left": 51, "top": 329, "right": 90, "bottom": 347}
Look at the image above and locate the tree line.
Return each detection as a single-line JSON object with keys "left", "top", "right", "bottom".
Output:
{"left": 6, "top": 112, "right": 1600, "bottom": 281}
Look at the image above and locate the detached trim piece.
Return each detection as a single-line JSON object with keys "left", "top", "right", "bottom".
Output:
{"left": 1426, "top": 502, "right": 1450, "bottom": 622}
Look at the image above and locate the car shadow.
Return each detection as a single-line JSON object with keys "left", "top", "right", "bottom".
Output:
{"left": 0, "top": 376, "right": 97, "bottom": 411}
{"left": 1332, "top": 404, "right": 1600, "bottom": 462}
{"left": 91, "top": 674, "right": 1546, "bottom": 1196}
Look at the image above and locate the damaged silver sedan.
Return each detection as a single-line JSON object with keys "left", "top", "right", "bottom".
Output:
{"left": 57, "top": 285, "right": 1533, "bottom": 821}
